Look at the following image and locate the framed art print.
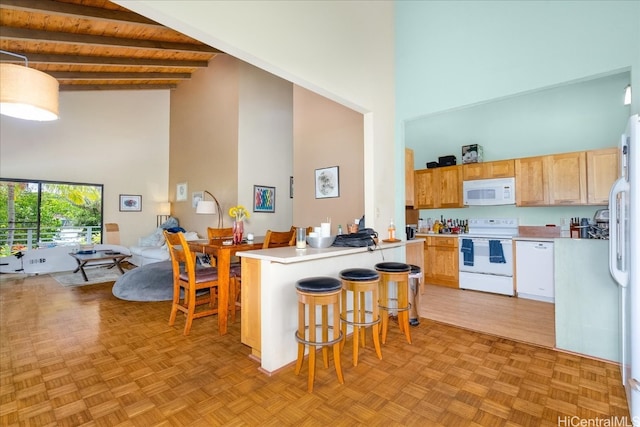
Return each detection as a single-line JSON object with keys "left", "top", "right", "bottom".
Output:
{"left": 176, "top": 182, "right": 187, "bottom": 201}
{"left": 253, "top": 185, "right": 275, "bottom": 213}
{"left": 119, "top": 194, "right": 142, "bottom": 212}
{"left": 315, "top": 166, "right": 339, "bottom": 199}
{"left": 192, "top": 191, "right": 203, "bottom": 209}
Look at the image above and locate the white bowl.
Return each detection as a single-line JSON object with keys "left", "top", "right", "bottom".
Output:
{"left": 307, "top": 235, "right": 336, "bottom": 248}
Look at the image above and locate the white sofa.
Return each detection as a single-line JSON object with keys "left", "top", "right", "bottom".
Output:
{"left": 129, "top": 229, "right": 200, "bottom": 267}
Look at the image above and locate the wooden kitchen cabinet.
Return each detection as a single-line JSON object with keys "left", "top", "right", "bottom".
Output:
{"left": 462, "top": 159, "right": 515, "bottom": 180}
{"left": 548, "top": 151, "right": 587, "bottom": 205}
{"left": 439, "top": 166, "right": 463, "bottom": 208}
{"left": 587, "top": 147, "right": 619, "bottom": 205}
{"left": 415, "top": 169, "right": 437, "bottom": 208}
{"left": 424, "top": 236, "right": 458, "bottom": 288}
{"left": 415, "top": 166, "right": 463, "bottom": 209}
{"left": 516, "top": 151, "right": 589, "bottom": 206}
{"left": 515, "top": 156, "right": 549, "bottom": 206}
{"left": 405, "top": 148, "right": 415, "bottom": 206}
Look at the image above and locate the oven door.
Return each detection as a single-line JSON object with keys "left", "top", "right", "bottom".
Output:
{"left": 458, "top": 237, "right": 513, "bottom": 276}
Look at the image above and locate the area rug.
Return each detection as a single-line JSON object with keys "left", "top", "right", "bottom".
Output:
{"left": 51, "top": 268, "right": 122, "bottom": 286}
{"left": 112, "top": 261, "right": 175, "bottom": 302}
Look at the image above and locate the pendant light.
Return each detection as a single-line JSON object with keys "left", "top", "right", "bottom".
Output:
{"left": 0, "top": 51, "right": 59, "bottom": 121}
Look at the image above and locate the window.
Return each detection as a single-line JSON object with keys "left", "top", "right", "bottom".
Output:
{"left": 0, "top": 178, "right": 104, "bottom": 255}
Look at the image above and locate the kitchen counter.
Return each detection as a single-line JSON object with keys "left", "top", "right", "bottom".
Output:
{"left": 236, "top": 239, "right": 423, "bottom": 373}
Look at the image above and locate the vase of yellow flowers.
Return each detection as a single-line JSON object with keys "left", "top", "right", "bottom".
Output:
{"left": 228, "top": 205, "right": 250, "bottom": 244}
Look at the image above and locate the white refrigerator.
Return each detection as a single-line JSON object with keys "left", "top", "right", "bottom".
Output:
{"left": 609, "top": 113, "right": 640, "bottom": 423}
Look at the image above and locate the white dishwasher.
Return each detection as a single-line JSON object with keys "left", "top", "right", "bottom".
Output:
{"left": 515, "top": 240, "right": 555, "bottom": 303}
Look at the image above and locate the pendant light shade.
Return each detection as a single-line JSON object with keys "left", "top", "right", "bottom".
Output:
{"left": 0, "top": 63, "right": 59, "bottom": 121}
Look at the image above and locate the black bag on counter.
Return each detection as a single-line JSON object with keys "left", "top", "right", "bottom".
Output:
{"left": 332, "top": 228, "right": 378, "bottom": 249}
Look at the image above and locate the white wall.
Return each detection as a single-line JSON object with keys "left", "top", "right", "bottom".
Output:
{"left": 0, "top": 90, "right": 171, "bottom": 246}
{"left": 115, "top": 0, "right": 396, "bottom": 236}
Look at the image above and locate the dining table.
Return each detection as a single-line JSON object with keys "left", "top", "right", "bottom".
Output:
{"left": 188, "top": 236, "right": 264, "bottom": 335}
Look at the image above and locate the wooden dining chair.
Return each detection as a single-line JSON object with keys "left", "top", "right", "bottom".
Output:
{"left": 263, "top": 227, "right": 296, "bottom": 249}
{"left": 206, "top": 227, "right": 241, "bottom": 322}
{"left": 164, "top": 230, "right": 223, "bottom": 335}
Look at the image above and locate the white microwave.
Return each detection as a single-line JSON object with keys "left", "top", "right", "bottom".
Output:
{"left": 463, "top": 177, "right": 516, "bottom": 206}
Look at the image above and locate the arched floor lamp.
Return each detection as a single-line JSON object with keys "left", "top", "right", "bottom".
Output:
{"left": 196, "top": 190, "right": 223, "bottom": 228}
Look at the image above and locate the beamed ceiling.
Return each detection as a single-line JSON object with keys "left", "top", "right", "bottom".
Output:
{"left": 0, "top": 0, "right": 222, "bottom": 91}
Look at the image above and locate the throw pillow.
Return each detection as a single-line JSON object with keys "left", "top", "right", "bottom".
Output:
{"left": 159, "top": 217, "right": 179, "bottom": 230}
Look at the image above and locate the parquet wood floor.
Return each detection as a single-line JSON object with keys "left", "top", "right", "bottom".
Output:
{"left": 0, "top": 274, "right": 631, "bottom": 426}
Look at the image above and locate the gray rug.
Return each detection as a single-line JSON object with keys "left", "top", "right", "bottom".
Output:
{"left": 112, "top": 261, "right": 175, "bottom": 301}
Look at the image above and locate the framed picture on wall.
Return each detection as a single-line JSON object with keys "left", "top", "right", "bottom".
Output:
{"left": 192, "top": 191, "right": 203, "bottom": 208}
{"left": 119, "top": 194, "right": 142, "bottom": 212}
{"left": 315, "top": 166, "right": 339, "bottom": 199}
{"left": 253, "top": 185, "right": 275, "bottom": 213}
{"left": 176, "top": 182, "right": 187, "bottom": 201}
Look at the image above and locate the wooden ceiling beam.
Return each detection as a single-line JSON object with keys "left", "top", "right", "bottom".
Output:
{"left": 0, "top": 26, "right": 221, "bottom": 54}
{"left": 60, "top": 83, "right": 178, "bottom": 91}
{"left": 0, "top": 0, "right": 163, "bottom": 28}
{"left": 0, "top": 52, "right": 209, "bottom": 68}
{"left": 49, "top": 71, "right": 191, "bottom": 80}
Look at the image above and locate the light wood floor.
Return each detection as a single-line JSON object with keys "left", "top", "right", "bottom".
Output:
{"left": 418, "top": 285, "right": 555, "bottom": 349}
{"left": 0, "top": 273, "right": 630, "bottom": 426}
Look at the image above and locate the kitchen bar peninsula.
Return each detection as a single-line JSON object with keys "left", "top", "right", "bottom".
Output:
{"left": 237, "top": 239, "right": 424, "bottom": 374}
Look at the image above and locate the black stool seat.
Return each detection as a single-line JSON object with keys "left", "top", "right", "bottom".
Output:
{"left": 296, "top": 277, "right": 342, "bottom": 293}
{"left": 339, "top": 268, "right": 379, "bottom": 281}
{"left": 375, "top": 262, "right": 411, "bottom": 273}
{"left": 409, "top": 264, "right": 421, "bottom": 274}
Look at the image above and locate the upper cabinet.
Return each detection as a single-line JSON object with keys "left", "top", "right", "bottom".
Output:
{"left": 462, "top": 159, "right": 515, "bottom": 180}
{"left": 586, "top": 147, "right": 619, "bottom": 205}
{"left": 409, "top": 147, "right": 617, "bottom": 209}
{"left": 405, "top": 148, "right": 415, "bottom": 206}
{"left": 515, "top": 156, "right": 549, "bottom": 206}
{"left": 415, "top": 166, "right": 463, "bottom": 209}
{"left": 415, "top": 169, "right": 437, "bottom": 208}
{"left": 515, "top": 148, "right": 616, "bottom": 206}
{"left": 548, "top": 152, "right": 587, "bottom": 205}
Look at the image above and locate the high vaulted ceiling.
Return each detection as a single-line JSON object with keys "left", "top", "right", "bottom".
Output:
{"left": 0, "top": 0, "right": 222, "bottom": 91}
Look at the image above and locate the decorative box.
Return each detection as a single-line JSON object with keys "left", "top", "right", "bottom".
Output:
{"left": 462, "top": 144, "right": 483, "bottom": 164}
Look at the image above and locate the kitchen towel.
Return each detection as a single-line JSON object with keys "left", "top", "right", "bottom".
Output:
{"left": 460, "top": 238, "right": 474, "bottom": 266}
{"left": 489, "top": 240, "right": 506, "bottom": 263}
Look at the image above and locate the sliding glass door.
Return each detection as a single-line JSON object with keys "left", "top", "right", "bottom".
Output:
{"left": 0, "top": 179, "right": 103, "bottom": 255}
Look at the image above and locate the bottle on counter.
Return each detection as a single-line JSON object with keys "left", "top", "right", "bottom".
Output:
{"left": 337, "top": 224, "right": 343, "bottom": 235}
{"left": 388, "top": 219, "right": 396, "bottom": 240}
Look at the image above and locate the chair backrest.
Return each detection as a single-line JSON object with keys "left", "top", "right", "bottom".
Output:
{"left": 163, "top": 231, "right": 197, "bottom": 281}
{"left": 104, "top": 223, "right": 120, "bottom": 245}
{"left": 263, "top": 227, "right": 296, "bottom": 249}
{"left": 207, "top": 227, "right": 233, "bottom": 243}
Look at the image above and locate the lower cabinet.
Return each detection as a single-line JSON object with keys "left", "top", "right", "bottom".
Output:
{"left": 423, "top": 236, "right": 458, "bottom": 288}
{"left": 515, "top": 240, "right": 554, "bottom": 302}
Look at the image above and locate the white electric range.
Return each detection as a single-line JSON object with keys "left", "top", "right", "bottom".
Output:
{"left": 458, "top": 218, "right": 519, "bottom": 296}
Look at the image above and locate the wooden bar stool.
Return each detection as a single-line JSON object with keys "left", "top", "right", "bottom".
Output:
{"left": 294, "top": 277, "right": 344, "bottom": 392}
{"left": 339, "top": 268, "right": 382, "bottom": 366}
{"left": 375, "top": 262, "right": 412, "bottom": 344}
